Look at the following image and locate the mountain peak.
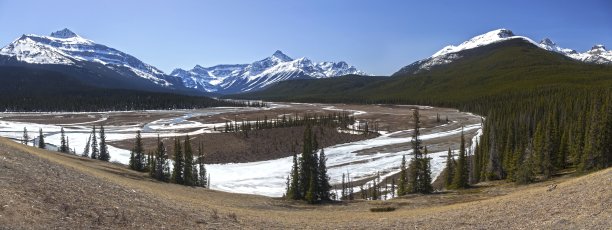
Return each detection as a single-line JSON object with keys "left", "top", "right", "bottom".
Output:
{"left": 271, "top": 50, "right": 292, "bottom": 62}
{"left": 591, "top": 44, "right": 606, "bottom": 51}
{"left": 493, "top": 28, "right": 515, "bottom": 38}
{"left": 50, "top": 28, "right": 79, "bottom": 39}
{"left": 431, "top": 28, "right": 524, "bottom": 58}
{"left": 540, "top": 38, "right": 556, "bottom": 46}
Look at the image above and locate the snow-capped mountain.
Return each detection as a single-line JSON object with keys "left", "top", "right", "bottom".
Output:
{"left": 0, "top": 29, "right": 182, "bottom": 89}
{"left": 538, "top": 40, "right": 612, "bottom": 65}
{"left": 171, "top": 50, "right": 367, "bottom": 93}
{"left": 395, "top": 29, "right": 612, "bottom": 75}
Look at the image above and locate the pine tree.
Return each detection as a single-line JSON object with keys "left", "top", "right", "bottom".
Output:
{"left": 90, "top": 126, "right": 99, "bottom": 159}
{"left": 183, "top": 135, "right": 194, "bottom": 186}
{"left": 38, "top": 128, "right": 45, "bottom": 149}
{"left": 397, "top": 155, "right": 407, "bottom": 196}
{"left": 59, "top": 127, "right": 67, "bottom": 153}
{"left": 98, "top": 126, "right": 110, "bottom": 161}
{"left": 305, "top": 173, "right": 316, "bottom": 204}
{"left": 197, "top": 142, "right": 207, "bottom": 187}
{"left": 405, "top": 108, "right": 432, "bottom": 193}
{"left": 452, "top": 128, "right": 469, "bottom": 189}
{"left": 444, "top": 148, "right": 455, "bottom": 188}
{"left": 154, "top": 135, "right": 169, "bottom": 181}
{"left": 287, "top": 151, "right": 300, "bottom": 200}
{"left": 130, "top": 130, "right": 144, "bottom": 171}
{"left": 172, "top": 138, "right": 184, "bottom": 184}
{"left": 22, "top": 127, "right": 29, "bottom": 145}
{"left": 317, "top": 148, "right": 331, "bottom": 201}
{"left": 82, "top": 134, "right": 91, "bottom": 157}
{"left": 419, "top": 147, "right": 433, "bottom": 193}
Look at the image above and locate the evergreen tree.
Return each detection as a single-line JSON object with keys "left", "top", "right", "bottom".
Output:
{"left": 397, "top": 155, "right": 407, "bottom": 196}
{"left": 405, "top": 108, "right": 433, "bottom": 193}
{"left": 197, "top": 142, "right": 207, "bottom": 187}
{"left": 59, "top": 127, "right": 67, "bottom": 152}
{"left": 82, "top": 134, "right": 91, "bottom": 157}
{"left": 287, "top": 151, "right": 300, "bottom": 200}
{"left": 90, "top": 126, "right": 99, "bottom": 159}
{"left": 22, "top": 127, "right": 29, "bottom": 145}
{"left": 419, "top": 147, "right": 433, "bottom": 193}
{"left": 183, "top": 135, "right": 194, "bottom": 186}
{"left": 317, "top": 148, "right": 331, "bottom": 201}
{"left": 98, "top": 126, "right": 110, "bottom": 161}
{"left": 38, "top": 128, "right": 45, "bottom": 149}
{"left": 129, "top": 130, "right": 144, "bottom": 171}
{"left": 305, "top": 172, "right": 316, "bottom": 204}
{"left": 444, "top": 148, "right": 455, "bottom": 188}
{"left": 153, "top": 135, "right": 168, "bottom": 181}
{"left": 172, "top": 138, "right": 184, "bottom": 184}
{"left": 452, "top": 128, "right": 469, "bottom": 189}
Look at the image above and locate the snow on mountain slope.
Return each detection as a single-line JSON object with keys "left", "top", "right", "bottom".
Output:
{"left": 395, "top": 29, "right": 612, "bottom": 75}
{"left": 432, "top": 29, "right": 537, "bottom": 58}
{"left": 0, "top": 29, "right": 174, "bottom": 87}
{"left": 171, "top": 50, "right": 367, "bottom": 93}
{"left": 537, "top": 39, "right": 612, "bottom": 64}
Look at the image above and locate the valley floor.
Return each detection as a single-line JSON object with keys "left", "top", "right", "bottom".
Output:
{"left": 1, "top": 137, "right": 610, "bottom": 229}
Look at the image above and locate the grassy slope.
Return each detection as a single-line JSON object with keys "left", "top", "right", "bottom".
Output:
{"left": 1, "top": 137, "right": 610, "bottom": 229}
{"left": 235, "top": 39, "right": 612, "bottom": 103}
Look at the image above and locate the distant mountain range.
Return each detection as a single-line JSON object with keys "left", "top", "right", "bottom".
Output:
{"left": 171, "top": 50, "right": 366, "bottom": 94}
{"left": 394, "top": 29, "right": 612, "bottom": 75}
{"left": 1, "top": 28, "right": 610, "bottom": 96}
{"left": 235, "top": 29, "right": 612, "bottom": 102}
{"left": 0, "top": 29, "right": 367, "bottom": 95}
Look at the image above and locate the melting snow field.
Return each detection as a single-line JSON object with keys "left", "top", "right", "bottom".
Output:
{"left": 0, "top": 103, "right": 482, "bottom": 197}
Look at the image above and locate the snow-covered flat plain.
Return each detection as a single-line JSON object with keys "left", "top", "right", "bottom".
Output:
{"left": 0, "top": 103, "right": 482, "bottom": 197}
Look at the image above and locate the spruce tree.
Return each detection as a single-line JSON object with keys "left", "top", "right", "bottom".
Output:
{"left": 197, "top": 142, "right": 207, "bottom": 187}
{"left": 59, "top": 127, "right": 67, "bottom": 152}
{"left": 452, "top": 128, "right": 469, "bottom": 189}
{"left": 38, "top": 128, "right": 45, "bottom": 149}
{"left": 130, "top": 130, "right": 144, "bottom": 171}
{"left": 22, "top": 127, "right": 29, "bottom": 145}
{"left": 183, "top": 135, "right": 194, "bottom": 186}
{"left": 172, "top": 138, "right": 184, "bottom": 184}
{"left": 444, "top": 148, "right": 455, "bottom": 188}
{"left": 406, "top": 108, "right": 432, "bottom": 193}
{"left": 305, "top": 173, "right": 316, "bottom": 204}
{"left": 90, "top": 126, "right": 99, "bottom": 159}
{"left": 418, "top": 147, "right": 433, "bottom": 193}
{"left": 154, "top": 135, "right": 168, "bottom": 181}
{"left": 397, "top": 155, "right": 407, "bottom": 196}
{"left": 317, "top": 148, "right": 331, "bottom": 201}
{"left": 98, "top": 126, "right": 110, "bottom": 162}
{"left": 287, "top": 151, "right": 300, "bottom": 200}
{"left": 82, "top": 134, "right": 91, "bottom": 157}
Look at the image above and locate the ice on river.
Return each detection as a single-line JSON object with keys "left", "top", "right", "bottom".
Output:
{"left": 0, "top": 106, "right": 483, "bottom": 198}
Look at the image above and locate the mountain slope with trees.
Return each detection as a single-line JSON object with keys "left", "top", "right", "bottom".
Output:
{"left": 233, "top": 38, "right": 612, "bottom": 185}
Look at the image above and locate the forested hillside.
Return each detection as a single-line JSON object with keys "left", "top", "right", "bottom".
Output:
{"left": 0, "top": 66, "right": 247, "bottom": 112}
{"left": 233, "top": 39, "right": 612, "bottom": 183}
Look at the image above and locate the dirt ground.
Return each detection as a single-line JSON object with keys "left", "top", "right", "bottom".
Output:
{"left": 1, "top": 138, "right": 610, "bottom": 229}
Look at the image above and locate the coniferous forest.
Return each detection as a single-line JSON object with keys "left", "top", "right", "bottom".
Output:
{"left": 234, "top": 40, "right": 612, "bottom": 187}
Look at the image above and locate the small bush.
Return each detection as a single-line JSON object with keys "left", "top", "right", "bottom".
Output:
{"left": 369, "top": 206, "right": 396, "bottom": 212}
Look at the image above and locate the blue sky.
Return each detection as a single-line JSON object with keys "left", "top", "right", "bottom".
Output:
{"left": 1, "top": 0, "right": 610, "bottom": 75}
